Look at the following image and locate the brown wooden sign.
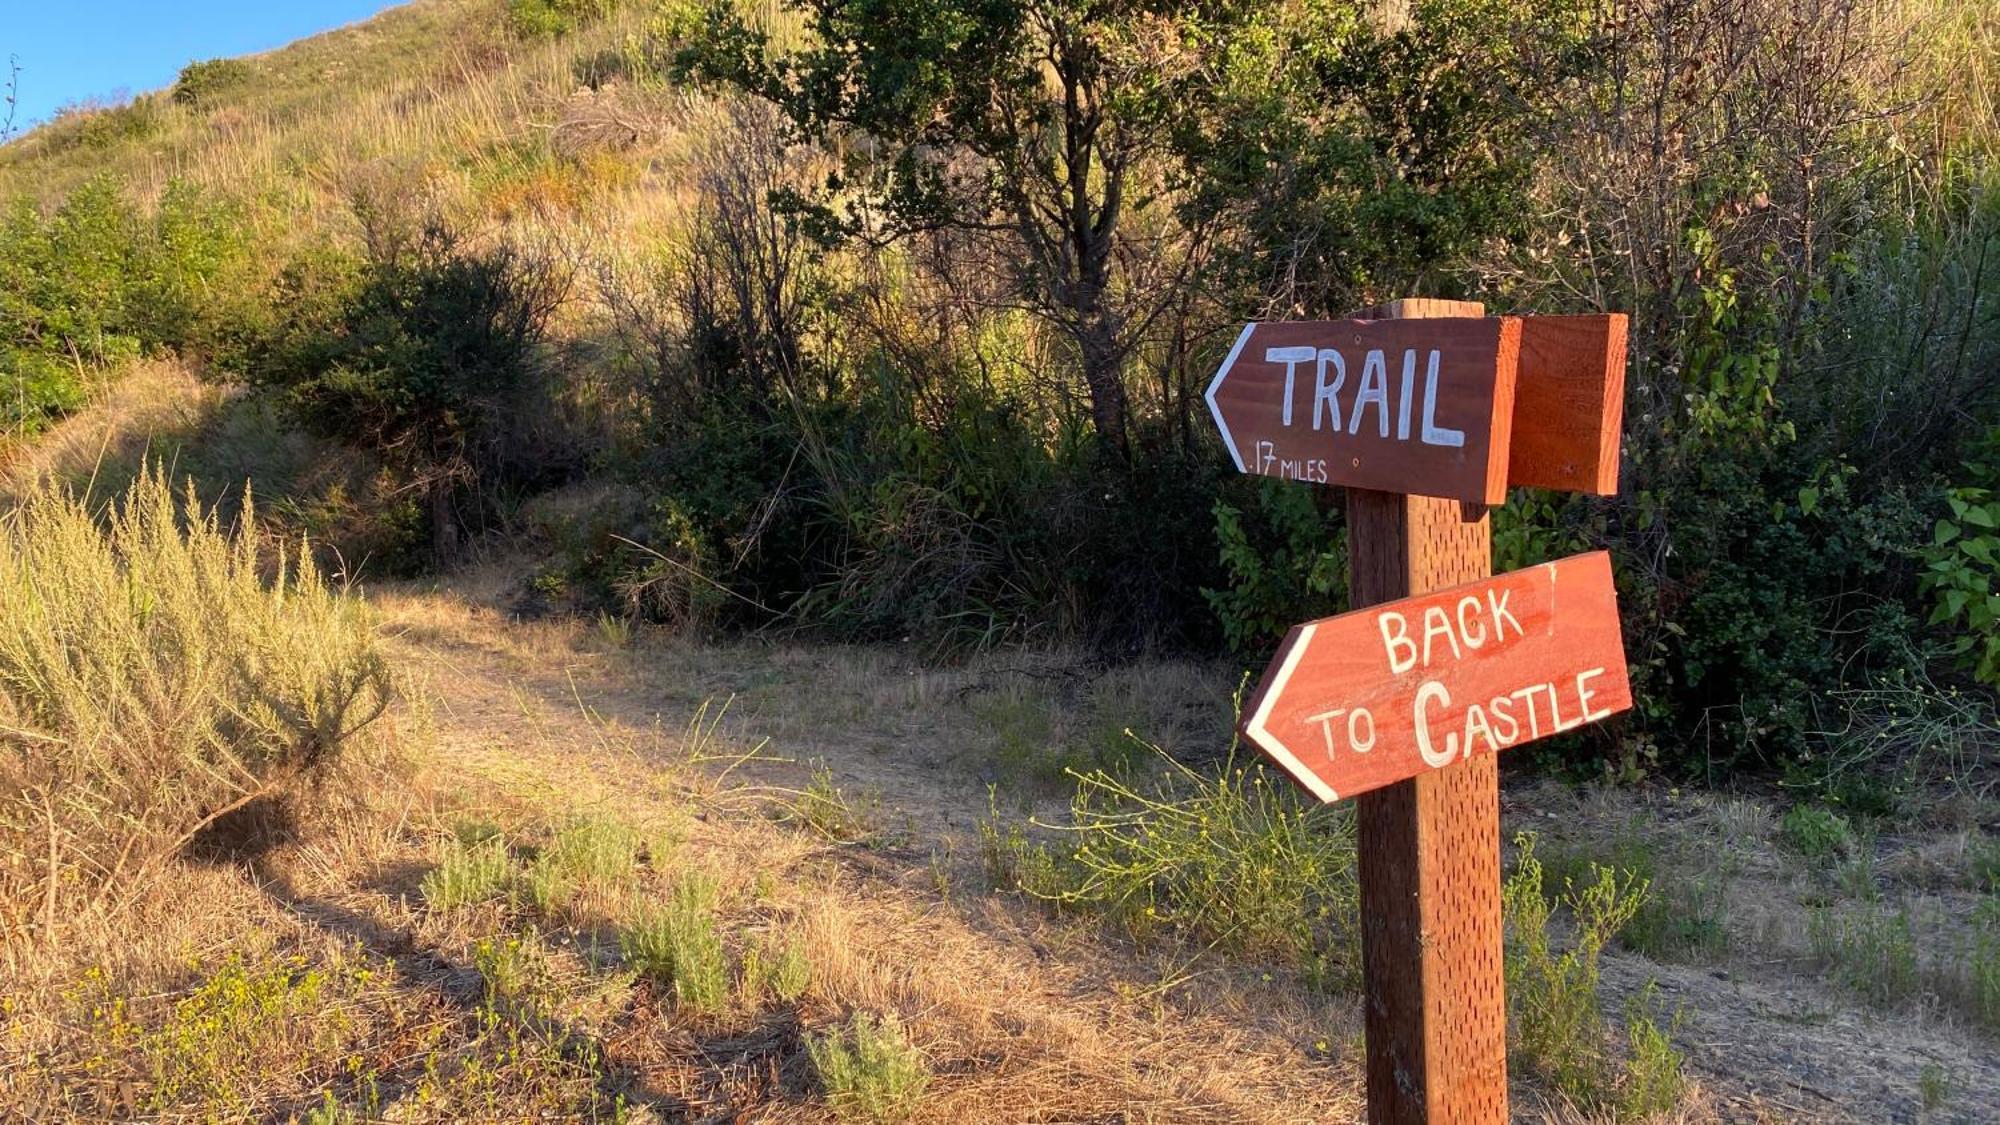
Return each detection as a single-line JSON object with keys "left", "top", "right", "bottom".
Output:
{"left": 1511, "top": 315, "right": 1629, "bottom": 495}
{"left": 1205, "top": 317, "right": 1522, "bottom": 504}
{"left": 1205, "top": 312, "right": 1629, "bottom": 502}
{"left": 1242, "top": 550, "right": 1630, "bottom": 804}
{"left": 1208, "top": 298, "right": 1633, "bottom": 1124}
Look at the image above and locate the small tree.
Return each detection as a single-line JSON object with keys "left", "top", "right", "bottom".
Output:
{"left": 681, "top": 0, "right": 1240, "bottom": 460}
{"left": 251, "top": 207, "right": 573, "bottom": 563}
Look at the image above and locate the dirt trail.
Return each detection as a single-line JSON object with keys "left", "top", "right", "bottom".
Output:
{"left": 376, "top": 572, "right": 2000, "bottom": 1123}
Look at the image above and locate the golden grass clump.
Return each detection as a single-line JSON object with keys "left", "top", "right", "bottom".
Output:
{"left": 0, "top": 467, "right": 392, "bottom": 943}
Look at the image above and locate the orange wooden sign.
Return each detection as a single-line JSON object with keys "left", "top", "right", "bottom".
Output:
{"left": 1241, "top": 550, "right": 1631, "bottom": 804}
{"left": 1205, "top": 317, "right": 1522, "bottom": 504}
{"left": 1511, "top": 315, "right": 1628, "bottom": 496}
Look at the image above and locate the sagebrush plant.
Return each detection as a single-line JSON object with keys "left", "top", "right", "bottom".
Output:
{"left": 621, "top": 873, "right": 729, "bottom": 1012}
{"left": 741, "top": 936, "right": 811, "bottom": 1006}
{"left": 0, "top": 468, "right": 392, "bottom": 937}
{"left": 520, "top": 813, "right": 642, "bottom": 914}
{"left": 1014, "top": 731, "right": 1359, "bottom": 982}
{"left": 422, "top": 835, "right": 515, "bottom": 910}
{"left": 808, "top": 1011, "right": 929, "bottom": 1123}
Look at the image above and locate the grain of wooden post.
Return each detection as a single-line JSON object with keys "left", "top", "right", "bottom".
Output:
{"left": 1351, "top": 297, "right": 1508, "bottom": 1124}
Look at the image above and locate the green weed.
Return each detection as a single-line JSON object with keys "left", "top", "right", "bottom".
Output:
{"left": 742, "top": 937, "right": 812, "bottom": 1006}
{"left": 808, "top": 1011, "right": 929, "bottom": 1123}
{"left": 1780, "top": 805, "right": 1856, "bottom": 860}
{"left": 621, "top": 874, "right": 730, "bottom": 1013}
{"left": 1020, "top": 740, "right": 1358, "bottom": 980}
{"left": 1920, "top": 1060, "right": 1953, "bottom": 1114}
{"left": 1503, "top": 833, "right": 1663, "bottom": 1109}
{"left": 140, "top": 954, "right": 348, "bottom": 1114}
{"left": 1543, "top": 836, "right": 1730, "bottom": 963}
{"left": 422, "top": 836, "right": 515, "bottom": 910}
{"left": 788, "top": 762, "right": 879, "bottom": 843}
{"left": 523, "top": 814, "right": 642, "bottom": 913}
{"left": 1620, "top": 986, "right": 1688, "bottom": 1119}
{"left": 1808, "top": 903, "right": 1920, "bottom": 1007}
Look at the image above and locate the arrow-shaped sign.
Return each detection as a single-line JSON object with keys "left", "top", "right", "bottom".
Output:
{"left": 1205, "top": 314, "right": 1628, "bottom": 503}
{"left": 1241, "top": 550, "right": 1632, "bottom": 803}
{"left": 1206, "top": 316, "right": 1521, "bottom": 504}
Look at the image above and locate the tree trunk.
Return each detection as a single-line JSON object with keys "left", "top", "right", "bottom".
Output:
{"left": 430, "top": 479, "right": 460, "bottom": 567}
{"left": 1078, "top": 316, "right": 1131, "bottom": 460}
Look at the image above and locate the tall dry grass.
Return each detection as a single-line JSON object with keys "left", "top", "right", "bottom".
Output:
{"left": 0, "top": 468, "right": 392, "bottom": 948}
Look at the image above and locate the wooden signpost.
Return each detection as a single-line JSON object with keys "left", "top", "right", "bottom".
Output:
{"left": 1206, "top": 298, "right": 1631, "bottom": 1124}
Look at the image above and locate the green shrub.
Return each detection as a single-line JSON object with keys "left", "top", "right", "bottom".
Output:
{"left": 1006, "top": 733, "right": 1358, "bottom": 984}
{"left": 421, "top": 836, "right": 515, "bottom": 909}
{"left": 0, "top": 470, "right": 392, "bottom": 936}
{"left": 1921, "top": 481, "right": 2000, "bottom": 687}
{"left": 247, "top": 204, "right": 575, "bottom": 562}
{"left": 1779, "top": 805, "right": 1856, "bottom": 860}
{"left": 507, "top": 0, "right": 618, "bottom": 39}
{"left": 172, "top": 58, "right": 254, "bottom": 107}
{"left": 1502, "top": 833, "right": 1652, "bottom": 1105}
{"left": 1204, "top": 482, "right": 1343, "bottom": 655}
{"left": 621, "top": 874, "right": 729, "bottom": 1012}
{"left": 742, "top": 937, "right": 811, "bottom": 1005}
{"left": 1620, "top": 986, "right": 1688, "bottom": 1118}
{"left": 0, "top": 175, "right": 249, "bottom": 434}
{"left": 808, "top": 1012, "right": 929, "bottom": 1123}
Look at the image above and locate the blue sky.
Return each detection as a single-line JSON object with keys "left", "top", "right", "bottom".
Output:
{"left": 3, "top": 1, "right": 402, "bottom": 129}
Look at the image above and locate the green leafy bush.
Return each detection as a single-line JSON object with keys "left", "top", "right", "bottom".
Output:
{"left": 1779, "top": 805, "right": 1856, "bottom": 860}
{"left": 507, "top": 0, "right": 618, "bottom": 39}
{"left": 0, "top": 175, "right": 249, "bottom": 434}
{"left": 1922, "top": 483, "right": 2000, "bottom": 686}
{"left": 172, "top": 58, "right": 254, "bottom": 107}
{"left": 246, "top": 204, "right": 575, "bottom": 561}
{"left": 1204, "top": 483, "right": 1343, "bottom": 655}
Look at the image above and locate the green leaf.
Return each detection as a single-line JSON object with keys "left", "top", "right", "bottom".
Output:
{"left": 1964, "top": 505, "right": 1999, "bottom": 530}
{"left": 1935, "top": 520, "right": 1962, "bottom": 546}
{"left": 1797, "top": 486, "right": 1820, "bottom": 516}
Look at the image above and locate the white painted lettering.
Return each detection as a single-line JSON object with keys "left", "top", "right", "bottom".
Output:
{"left": 1415, "top": 681, "right": 1455, "bottom": 768}
{"left": 1266, "top": 346, "right": 1316, "bottom": 427}
{"left": 1314, "top": 349, "right": 1346, "bottom": 432}
{"left": 1420, "top": 349, "right": 1465, "bottom": 448}
{"left": 1576, "top": 667, "right": 1610, "bottom": 722}
{"left": 1420, "top": 605, "right": 1462, "bottom": 666}
{"left": 1397, "top": 348, "right": 1416, "bottom": 440}
{"left": 1487, "top": 588, "right": 1521, "bottom": 642}
{"left": 1511, "top": 684, "right": 1545, "bottom": 739}
{"left": 1379, "top": 611, "right": 1416, "bottom": 674}
{"left": 1456, "top": 595, "right": 1487, "bottom": 649}
{"left": 1351, "top": 348, "right": 1391, "bottom": 437}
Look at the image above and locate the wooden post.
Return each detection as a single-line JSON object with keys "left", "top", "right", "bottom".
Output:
{"left": 1349, "top": 298, "right": 1508, "bottom": 1123}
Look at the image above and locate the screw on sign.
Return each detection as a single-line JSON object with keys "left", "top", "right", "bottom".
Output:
{"left": 1204, "top": 298, "right": 1630, "bottom": 1124}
